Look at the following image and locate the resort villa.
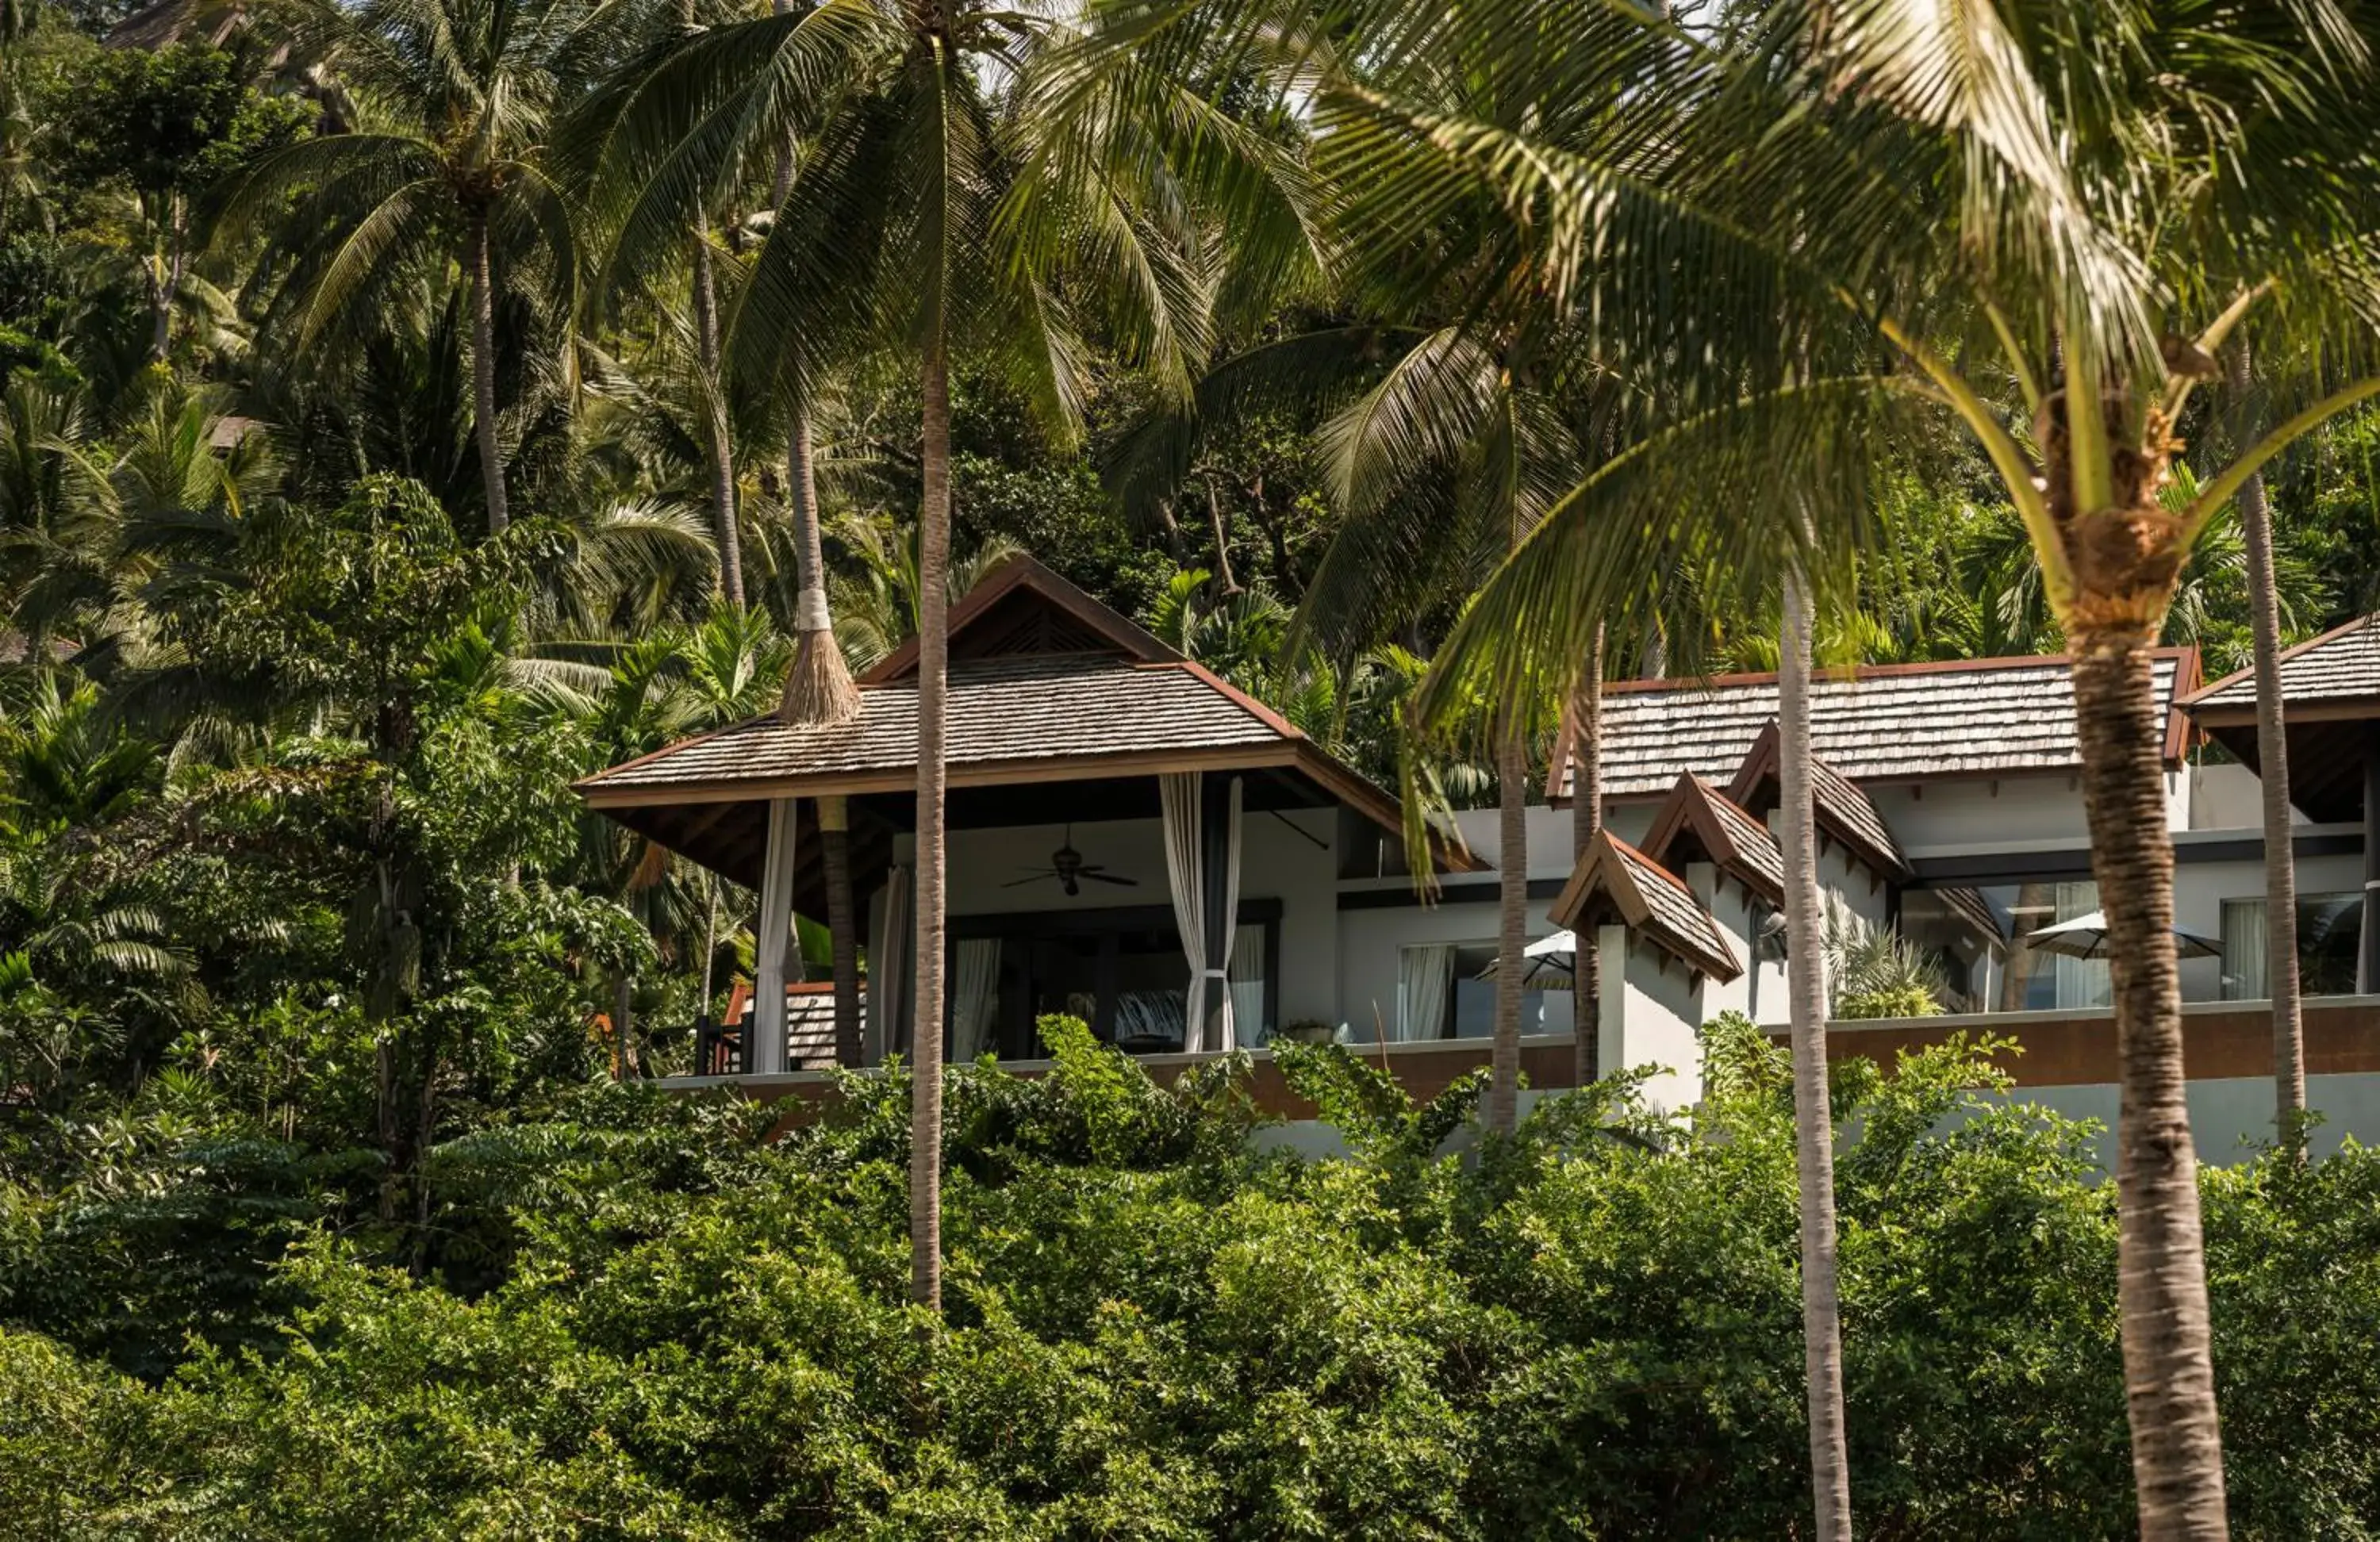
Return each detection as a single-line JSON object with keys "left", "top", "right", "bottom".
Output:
{"left": 578, "top": 556, "right": 2380, "bottom": 1158}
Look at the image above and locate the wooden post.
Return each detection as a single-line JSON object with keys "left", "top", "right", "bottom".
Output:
{"left": 820, "top": 794, "right": 862, "bottom": 1067}
{"left": 751, "top": 797, "right": 797, "bottom": 1075}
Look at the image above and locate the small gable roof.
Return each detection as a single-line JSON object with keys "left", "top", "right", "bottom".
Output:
{"left": 1548, "top": 830, "right": 1742, "bottom": 983}
{"left": 1726, "top": 721, "right": 1912, "bottom": 882}
{"left": 1639, "top": 773, "right": 1785, "bottom": 906}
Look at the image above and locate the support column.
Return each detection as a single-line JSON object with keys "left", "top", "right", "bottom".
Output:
{"left": 820, "top": 795, "right": 862, "bottom": 1067}
{"left": 750, "top": 796, "right": 797, "bottom": 1075}
{"left": 2362, "top": 728, "right": 2380, "bottom": 995}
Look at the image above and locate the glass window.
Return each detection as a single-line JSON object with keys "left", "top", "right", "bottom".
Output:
{"left": 1450, "top": 941, "right": 1545, "bottom": 1038}
{"left": 1996, "top": 881, "right": 2110, "bottom": 1011}
{"left": 2222, "top": 894, "right": 2364, "bottom": 999}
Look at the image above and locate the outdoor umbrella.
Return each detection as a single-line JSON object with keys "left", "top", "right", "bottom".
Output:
{"left": 2023, "top": 910, "right": 2221, "bottom": 960}
{"left": 1477, "top": 930, "right": 1579, "bottom": 988}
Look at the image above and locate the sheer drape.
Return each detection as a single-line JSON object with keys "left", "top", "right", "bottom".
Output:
{"left": 1396, "top": 943, "right": 1457, "bottom": 1041}
{"left": 866, "top": 865, "right": 910, "bottom": 1063}
{"left": 951, "top": 938, "right": 1001, "bottom": 1061}
{"left": 1161, "top": 773, "right": 1244, "bottom": 1053}
{"left": 2222, "top": 899, "right": 2269, "bottom": 1000}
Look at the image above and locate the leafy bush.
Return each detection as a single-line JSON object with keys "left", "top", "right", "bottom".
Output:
{"left": 2, "top": 1026, "right": 2377, "bottom": 1536}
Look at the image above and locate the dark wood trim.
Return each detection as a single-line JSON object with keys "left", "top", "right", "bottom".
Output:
{"left": 860, "top": 554, "right": 1180, "bottom": 684}
{"left": 1909, "top": 830, "right": 2364, "bottom": 884}
{"left": 1338, "top": 876, "right": 1569, "bottom": 911}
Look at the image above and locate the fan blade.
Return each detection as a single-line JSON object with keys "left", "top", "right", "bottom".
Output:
{"left": 1077, "top": 872, "right": 1139, "bottom": 886}
{"left": 1003, "top": 873, "right": 1055, "bottom": 888}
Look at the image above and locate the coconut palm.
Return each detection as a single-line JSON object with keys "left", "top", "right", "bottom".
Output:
{"left": 212, "top": 0, "right": 625, "bottom": 535}
{"left": 1260, "top": 0, "right": 2380, "bottom": 1526}
{"left": 559, "top": 0, "right": 1261, "bottom": 1310}
{"left": 1777, "top": 573, "right": 1849, "bottom": 1536}
{"left": 2228, "top": 343, "right": 2305, "bottom": 1158}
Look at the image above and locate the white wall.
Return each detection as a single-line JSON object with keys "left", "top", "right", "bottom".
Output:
{"left": 1599, "top": 923, "right": 1704, "bottom": 1112}
{"left": 1334, "top": 899, "right": 1577, "bottom": 1044}
{"left": 1998, "top": 1073, "right": 2380, "bottom": 1168}
{"left": 1865, "top": 776, "right": 2094, "bottom": 850}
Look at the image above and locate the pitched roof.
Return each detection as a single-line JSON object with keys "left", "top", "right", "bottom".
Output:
{"left": 580, "top": 654, "right": 1285, "bottom": 799}
{"left": 1936, "top": 885, "right": 2005, "bottom": 951}
{"left": 2183, "top": 614, "right": 2380, "bottom": 717}
{"left": 578, "top": 555, "right": 1484, "bottom": 873}
{"left": 861, "top": 554, "right": 1179, "bottom": 683}
{"left": 1725, "top": 720, "right": 1912, "bottom": 881}
{"left": 1547, "top": 830, "right": 1741, "bottom": 982}
{"left": 1638, "top": 773, "right": 1784, "bottom": 905}
{"left": 1548, "top": 650, "right": 2198, "bottom": 802}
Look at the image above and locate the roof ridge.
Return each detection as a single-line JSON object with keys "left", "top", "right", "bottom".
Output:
{"left": 1599, "top": 646, "right": 2197, "bottom": 697}
{"left": 2182, "top": 612, "right": 2377, "bottom": 706}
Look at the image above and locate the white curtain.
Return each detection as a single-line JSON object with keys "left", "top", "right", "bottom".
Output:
{"left": 2222, "top": 898, "right": 2268, "bottom": 1000}
{"left": 1396, "top": 943, "right": 1457, "bottom": 1041}
{"left": 1161, "top": 772, "right": 1243, "bottom": 1053}
{"left": 866, "top": 865, "right": 910, "bottom": 1064}
{"left": 951, "top": 938, "right": 1002, "bottom": 1061}
{"left": 1229, "top": 923, "right": 1266, "bottom": 1046}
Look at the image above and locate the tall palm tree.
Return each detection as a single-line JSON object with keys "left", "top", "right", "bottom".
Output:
{"left": 1778, "top": 573, "right": 1850, "bottom": 1539}
{"left": 214, "top": 0, "right": 617, "bottom": 535}
{"left": 563, "top": 0, "right": 1242, "bottom": 1310}
{"left": 2228, "top": 342, "right": 2304, "bottom": 1157}
{"left": 1569, "top": 625, "right": 1599, "bottom": 1085}
{"left": 1294, "top": 5, "right": 2380, "bottom": 1523}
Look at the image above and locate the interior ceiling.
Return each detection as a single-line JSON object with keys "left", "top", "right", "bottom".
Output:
{"left": 2205, "top": 719, "right": 2374, "bottom": 824}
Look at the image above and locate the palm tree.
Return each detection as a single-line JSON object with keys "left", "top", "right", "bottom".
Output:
{"left": 2228, "top": 343, "right": 2304, "bottom": 1158}
{"left": 213, "top": 0, "right": 615, "bottom": 535}
{"left": 1569, "top": 625, "right": 1600, "bottom": 1086}
{"left": 1284, "top": 5, "right": 2380, "bottom": 1522}
{"left": 1778, "top": 573, "right": 1849, "bottom": 1539}
{"left": 564, "top": 0, "right": 1242, "bottom": 1310}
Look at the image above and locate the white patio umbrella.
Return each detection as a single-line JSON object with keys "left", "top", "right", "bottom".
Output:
{"left": 2023, "top": 910, "right": 2221, "bottom": 960}
{"left": 1477, "top": 930, "right": 1579, "bottom": 988}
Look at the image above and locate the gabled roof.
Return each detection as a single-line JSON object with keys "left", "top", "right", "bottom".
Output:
{"left": 2184, "top": 614, "right": 2380, "bottom": 717}
{"left": 1548, "top": 830, "right": 1742, "bottom": 983}
{"left": 1726, "top": 721, "right": 1913, "bottom": 882}
{"left": 2179, "top": 615, "right": 2380, "bottom": 823}
{"left": 1638, "top": 773, "right": 1784, "bottom": 905}
{"left": 861, "top": 555, "right": 1178, "bottom": 683}
{"left": 1547, "top": 650, "right": 2198, "bottom": 802}
{"left": 577, "top": 555, "right": 1483, "bottom": 874}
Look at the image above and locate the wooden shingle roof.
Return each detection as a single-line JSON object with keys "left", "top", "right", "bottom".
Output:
{"left": 578, "top": 554, "right": 1484, "bottom": 875}
{"left": 1639, "top": 773, "right": 1784, "bottom": 905}
{"left": 1549, "top": 650, "right": 2197, "bottom": 802}
{"left": 2186, "top": 615, "right": 2380, "bottom": 714}
{"left": 1726, "top": 722, "right": 1912, "bottom": 882}
{"left": 2181, "top": 616, "right": 2380, "bottom": 822}
{"left": 1548, "top": 830, "right": 1741, "bottom": 982}
{"left": 580, "top": 654, "right": 1286, "bottom": 800}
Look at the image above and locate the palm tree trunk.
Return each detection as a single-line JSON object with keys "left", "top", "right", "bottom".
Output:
{"left": 1572, "top": 625, "right": 1603, "bottom": 1087}
{"left": 1488, "top": 715, "right": 1527, "bottom": 1133}
{"left": 1203, "top": 474, "right": 1239, "bottom": 593}
{"left": 2231, "top": 344, "right": 2304, "bottom": 1156}
{"left": 909, "top": 336, "right": 951, "bottom": 1314}
{"left": 778, "top": 412, "right": 860, "bottom": 723}
{"left": 2069, "top": 631, "right": 2229, "bottom": 1537}
{"left": 691, "top": 232, "right": 744, "bottom": 608}
{"left": 1779, "top": 573, "right": 1852, "bottom": 1541}
{"left": 468, "top": 206, "right": 509, "bottom": 535}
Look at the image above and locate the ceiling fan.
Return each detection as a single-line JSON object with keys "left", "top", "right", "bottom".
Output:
{"left": 1005, "top": 826, "right": 1139, "bottom": 897}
